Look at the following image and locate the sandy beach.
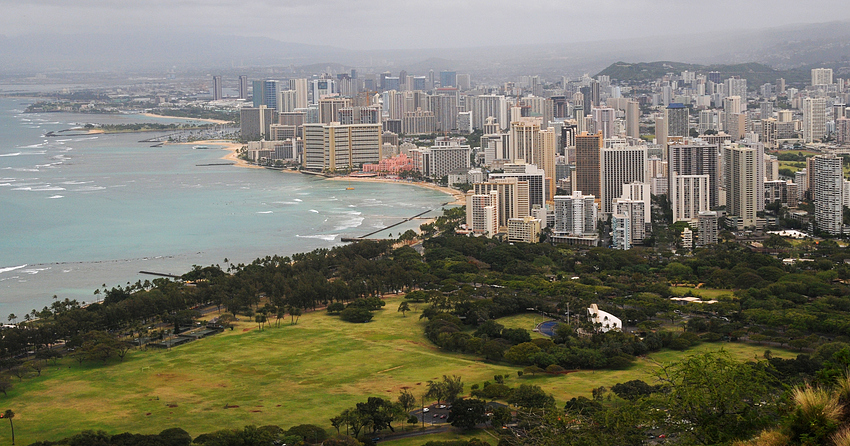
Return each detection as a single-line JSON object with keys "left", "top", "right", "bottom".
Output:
{"left": 168, "top": 139, "right": 263, "bottom": 169}
{"left": 327, "top": 175, "right": 465, "bottom": 205}
{"left": 140, "top": 112, "right": 231, "bottom": 125}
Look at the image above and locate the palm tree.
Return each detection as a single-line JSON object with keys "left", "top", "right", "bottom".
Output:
{"left": 2, "top": 410, "right": 14, "bottom": 445}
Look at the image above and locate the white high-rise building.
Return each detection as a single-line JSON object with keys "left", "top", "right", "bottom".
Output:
{"left": 473, "top": 178, "right": 529, "bottom": 228}
{"left": 613, "top": 199, "right": 646, "bottom": 244}
{"left": 724, "top": 78, "right": 747, "bottom": 109}
{"left": 470, "top": 94, "right": 508, "bottom": 131}
{"left": 466, "top": 190, "right": 499, "bottom": 237}
{"left": 600, "top": 145, "right": 647, "bottom": 214}
{"left": 670, "top": 173, "right": 711, "bottom": 222}
{"left": 803, "top": 97, "right": 827, "bottom": 143}
{"left": 489, "top": 163, "right": 547, "bottom": 208}
{"left": 302, "top": 122, "right": 382, "bottom": 171}
{"left": 812, "top": 68, "right": 834, "bottom": 86}
{"left": 696, "top": 211, "right": 719, "bottom": 247}
{"left": 290, "top": 79, "right": 309, "bottom": 109}
{"left": 553, "top": 191, "right": 598, "bottom": 236}
{"left": 592, "top": 107, "right": 616, "bottom": 139}
{"left": 812, "top": 154, "right": 843, "bottom": 235}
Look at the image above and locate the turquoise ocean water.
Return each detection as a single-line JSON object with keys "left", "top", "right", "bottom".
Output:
{"left": 0, "top": 95, "right": 448, "bottom": 318}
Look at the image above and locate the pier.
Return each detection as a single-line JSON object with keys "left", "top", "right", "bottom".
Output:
{"left": 139, "top": 271, "right": 182, "bottom": 279}
{"left": 342, "top": 208, "right": 440, "bottom": 243}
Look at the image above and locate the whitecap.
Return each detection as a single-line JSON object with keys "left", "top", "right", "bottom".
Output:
{"left": 0, "top": 264, "right": 27, "bottom": 274}
{"left": 73, "top": 186, "right": 106, "bottom": 191}
{"left": 257, "top": 211, "right": 273, "bottom": 214}
{"left": 60, "top": 181, "right": 93, "bottom": 185}
{"left": 47, "top": 195, "right": 64, "bottom": 199}
{"left": 333, "top": 216, "right": 365, "bottom": 231}
{"left": 309, "top": 209, "right": 319, "bottom": 213}
{"left": 0, "top": 152, "right": 21, "bottom": 157}
{"left": 21, "top": 267, "right": 50, "bottom": 275}
{"left": 293, "top": 198, "right": 302, "bottom": 202}
{"left": 296, "top": 234, "right": 338, "bottom": 241}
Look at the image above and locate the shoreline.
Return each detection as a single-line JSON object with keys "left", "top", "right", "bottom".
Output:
{"left": 139, "top": 112, "right": 230, "bottom": 125}
{"left": 168, "top": 138, "right": 464, "bottom": 203}
{"left": 166, "top": 139, "right": 263, "bottom": 169}
{"left": 326, "top": 175, "right": 465, "bottom": 205}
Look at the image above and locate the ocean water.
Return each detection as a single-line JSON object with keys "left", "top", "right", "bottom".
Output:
{"left": 0, "top": 96, "right": 448, "bottom": 317}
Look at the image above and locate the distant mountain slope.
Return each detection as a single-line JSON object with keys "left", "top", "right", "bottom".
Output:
{"left": 597, "top": 61, "right": 813, "bottom": 87}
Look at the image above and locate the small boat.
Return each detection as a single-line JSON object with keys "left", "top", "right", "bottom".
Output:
{"left": 192, "top": 145, "right": 211, "bottom": 150}
{"left": 346, "top": 187, "right": 355, "bottom": 190}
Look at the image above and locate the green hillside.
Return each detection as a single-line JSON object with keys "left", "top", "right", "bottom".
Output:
{"left": 597, "top": 61, "right": 811, "bottom": 86}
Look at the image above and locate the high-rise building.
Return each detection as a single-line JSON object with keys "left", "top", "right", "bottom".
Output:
{"left": 553, "top": 191, "right": 597, "bottom": 236}
{"left": 489, "top": 163, "right": 546, "bottom": 208}
{"left": 812, "top": 154, "right": 843, "bottom": 235}
{"left": 290, "top": 79, "right": 309, "bottom": 109}
{"left": 665, "top": 103, "right": 689, "bottom": 138}
{"left": 418, "top": 140, "right": 471, "bottom": 179}
{"left": 613, "top": 198, "right": 646, "bottom": 244}
{"left": 507, "top": 216, "right": 542, "bottom": 243}
{"left": 626, "top": 100, "right": 640, "bottom": 139}
{"left": 212, "top": 75, "right": 223, "bottom": 100}
{"left": 510, "top": 118, "right": 541, "bottom": 165}
{"left": 838, "top": 117, "right": 850, "bottom": 146}
{"left": 812, "top": 68, "right": 834, "bottom": 86}
{"left": 238, "top": 76, "right": 249, "bottom": 100}
{"left": 575, "top": 132, "right": 603, "bottom": 199}
{"left": 592, "top": 107, "right": 616, "bottom": 139}
{"left": 724, "top": 144, "right": 761, "bottom": 228}
{"left": 439, "top": 71, "right": 457, "bottom": 88}
{"left": 611, "top": 212, "right": 632, "bottom": 250}
{"left": 469, "top": 94, "right": 508, "bottom": 131}
{"left": 262, "top": 80, "right": 280, "bottom": 110}
{"left": 724, "top": 78, "right": 747, "bottom": 109}
{"left": 318, "top": 97, "right": 352, "bottom": 124}
{"left": 302, "top": 123, "right": 382, "bottom": 171}
{"left": 667, "top": 141, "right": 720, "bottom": 208}
{"left": 670, "top": 173, "right": 710, "bottom": 222}
{"left": 696, "top": 211, "right": 719, "bottom": 247}
{"left": 473, "top": 177, "right": 530, "bottom": 227}
{"left": 654, "top": 114, "right": 667, "bottom": 150}
{"left": 600, "top": 145, "right": 647, "bottom": 214}
{"left": 240, "top": 106, "right": 275, "bottom": 141}
{"left": 466, "top": 189, "right": 499, "bottom": 237}
{"left": 309, "top": 79, "right": 337, "bottom": 105}
{"left": 277, "top": 90, "right": 298, "bottom": 113}
{"left": 803, "top": 97, "right": 827, "bottom": 143}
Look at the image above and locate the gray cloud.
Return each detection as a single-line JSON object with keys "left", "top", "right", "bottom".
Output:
{"left": 1, "top": 0, "right": 848, "bottom": 49}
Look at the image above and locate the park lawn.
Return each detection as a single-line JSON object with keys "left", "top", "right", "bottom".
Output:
{"left": 380, "top": 428, "right": 497, "bottom": 446}
{"left": 774, "top": 149, "right": 820, "bottom": 156}
{"left": 670, "top": 286, "right": 734, "bottom": 300}
{"left": 779, "top": 161, "right": 804, "bottom": 173}
{"left": 3, "top": 295, "right": 795, "bottom": 444}
{"left": 494, "top": 313, "right": 550, "bottom": 339}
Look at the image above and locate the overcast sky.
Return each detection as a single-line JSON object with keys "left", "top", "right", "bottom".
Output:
{"left": 3, "top": 0, "right": 850, "bottom": 49}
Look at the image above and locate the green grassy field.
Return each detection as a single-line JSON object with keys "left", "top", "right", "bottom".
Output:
{"left": 493, "top": 313, "right": 550, "bottom": 339}
{"left": 2, "top": 296, "right": 795, "bottom": 444}
{"left": 670, "top": 286, "right": 734, "bottom": 300}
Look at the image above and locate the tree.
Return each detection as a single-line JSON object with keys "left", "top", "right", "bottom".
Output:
{"left": 507, "top": 384, "right": 555, "bottom": 410}
{"left": 442, "top": 375, "right": 464, "bottom": 404}
{"left": 397, "top": 389, "right": 416, "bottom": 413}
{"left": 1, "top": 410, "right": 13, "bottom": 445}
{"left": 0, "top": 380, "right": 11, "bottom": 397}
{"left": 447, "top": 398, "right": 487, "bottom": 430}
{"left": 611, "top": 380, "right": 656, "bottom": 401}
{"left": 655, "top": 351, "right": 781, "bottom": 445}
{"left": 397, "top": 301, "right": 411, "bottom": 317}
{"left": 491, "top": 406, "right": 513, "bottom": 427}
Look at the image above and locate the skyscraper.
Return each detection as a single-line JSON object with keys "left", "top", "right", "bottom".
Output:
{"left": 724, "top": 144, "right": 761, "bottom": 228}
{"left": 238, "top": 75, "right": 248, "bottom": 100}
{"left": 667, "top": 141, "right": 720, "bottom": 208}
{"left": 626, "top": 100, "right": 640, "bottom": 139}
{"left": 812, "top": 154, "right": 843, "bottom": 235}
{"left": 812, "top": 68, "right": 834, "bottom": 86}
{"left": 290, "top": 79, "right": 309, "bottom": 109}
{"left": 212, "top": 75, "right": 223, "bottom": 100}
{"left": 803, "top": 97, "right": 827, "bottom": 143}
{"left": 665, "top": 103, "right": 689, "bottom": 138}
{"left": 439, "top": 71, "right": 457, "bottom": 88}
{"left": 600, "top": 145, "right": 647, "bottom": 214}
{"left": 575, "top": 132, "right": 603, "bottom": 199}
{"left": 553, "top": 191, "right": 597, "bottom": 236}
{"left": 592, "top": 107, "right": 616, "bottom": 139}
